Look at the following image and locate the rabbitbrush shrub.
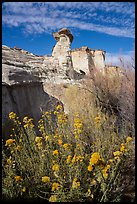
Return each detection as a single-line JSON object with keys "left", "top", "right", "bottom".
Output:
{"left": 2, "top": 105, "right": 135, "bottom": 202}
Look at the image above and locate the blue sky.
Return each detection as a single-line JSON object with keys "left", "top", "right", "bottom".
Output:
{"left": 2, "top": 2, "right": 135, "bottom": 66}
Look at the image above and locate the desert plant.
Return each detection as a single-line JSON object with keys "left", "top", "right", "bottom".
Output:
{"left": 2, "top": 107, "right": 135, "bottom": 202}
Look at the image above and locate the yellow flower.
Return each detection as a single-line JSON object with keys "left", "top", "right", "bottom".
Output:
{"left": 120, "top": 144, "right": 126, "bottom": 152}
{"left": 54, "top": 111, "right": 58, "bottom": 115}
{"left": 51, "top": 182, "right": 60, "bottom": 191}
{"left": 35, "top": 137, "right": 43, "bottom": 143}
{"left": 113, "top": 151, "right": 121, "bottom": 157}
{"left": 74, "top": 123, "right": 83, "bottom": 129}
{"left": 24, "top": 123, "right": 34, "bottom": 129}
{"left": 86, "top": 188, "right": 91, "bottom": 197}
{"left": 15, "top": 176, "right": 23, "bottom": 182}
{"left": 102, "top": 172, "right": 108, "bottom": 179}
{"left": 114, "top": 156, "right": 121, "bottom": 161}
{"left": 23, "top": 116, "right": 28, "bottom": 123}
{"left": 52, "top": 164, "right": 59, "bottom": 171}
{"left": 126, "top": 136, "right": 132, "bottom": 143}
{"left": 106, "top": 164, "right": 110, "bottom": 170}
{"left": 76, "top": 155, "right": 84, "bottom": 162}
{"left": 74, "top": 116, "right": 83, "bottom": 134}
{"left": 45, "top": 111, "right": 49, "bottom": 115}
{"left": 54, "top": 134, "right": 58, "bottom": 138}
{"left": 71, "top": 155, "right": 77, "bottom": 164}
{"left": 49, "top": 195, "right": 57, "bottom": 202}
{"left": 53, "top": 150, "right": 59, "bottom": 156}
{"left": 24, "top": 124, "right": 29, "bottom": 129}
{"left": 109, "top": 159, "right": 114, "bottom": 163}
{"left": 66, "top": 155, "right": 72, "bottom": 164}
{"left": 27, "top": 118, "right": 33, "bottom": 123}
{"left": 42, "top": 176, "right": 50, "bottom": 183}
{"left": 5, "top": 139, "right": 15, "bottom": 147}
{"left": 63, "top": 143, "right": 71, "bottom": 150}
{"left": 58, "top": 139, "right": 63, "bottom": 145}
{"left": 23, "top": 117, "right": 34, "bottom": 128}
{"left": 72, "top": 178, "right": 80, "bottom": 189}
{"left": 89, "top": 152, "right": 101, "bottom": 165}
{"left": 39, "top": 126, "right": 45, "bottom": 132}
{"left": 102, "top": 165, "right": 110, "bottom": 179}
{"left": 56, "top": 104, "right": 63, "bottom": 111}
{"left": 22, "top": 187, "right": 26, "bottom": 192}
{"left": 9, "top": 112, "right": 17, "bottom": 119}
{"left": 38, "top": 119, "right": 43, "bottom": 123}
{"left": 45, "top": 136, "right": 49, "bottom": 141}
{"left": 88, "top": 165, "right": 93, "bottom": 172}
{"left": 7, "top": 158, "right": 12, "bottom": 165}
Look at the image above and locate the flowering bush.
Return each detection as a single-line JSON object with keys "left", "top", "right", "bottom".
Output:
{"left": 2, "top": 107, "right": 135, "bottom": 202}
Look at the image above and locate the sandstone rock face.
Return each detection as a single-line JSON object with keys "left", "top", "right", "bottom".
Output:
{"left": 71, "top": 46, "right": 94, "bottom": 76}
{"left": 91, "top": 50, "right": 106, "bottom": 69}
{"left": 2, "top": 45, "right": 64, "bottom": 139}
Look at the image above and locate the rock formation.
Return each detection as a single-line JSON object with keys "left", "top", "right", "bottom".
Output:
{"left": 2, "top": 27, "right": 107, "bottom": 138}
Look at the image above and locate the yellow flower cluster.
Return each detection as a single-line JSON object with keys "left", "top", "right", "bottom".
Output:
{"left": 22, "top": 187, "right": 26, "bottom": 192}
{"left": 72, "top": 178, "right": 80, "bottom": 189}
{"left": 35, "top": 137, "right": 43, "bottom": 149}
{"left": 126, "top": 136, "right": 132, "bottom": 143}
{"left": 49, "top": 195, "right": 57, "bottom": 202}
{"left": 89, "top": 152, "right": 101, "bottom": 165}
{"left": 113, "top": 136, "right": 132, "bottom": 160}
{"left": 74, "top": 115, "right": 83, "bottom": 135}
{"left": 58, "top": 139, "right": 63, "bottom": 145}
{"left": 53, "top": 150, "right": 59, "bottom": 156}
{"left": 23, "top": 116, "right": 34, "bottom": 129}
{"left": 52, "top": 164, "right": 59, "bottom": 171}
{"left": 43, "top": 111, "right": 51, "bottom": 119}
{"left": 9, "top": 112, "right": 17, "bottom": 120}
{"left": 57, "top": 113, "right": 68, "bottom": 124}
{"left": 56, "top": 104, "right": 63, "bottom": 111}
{"left": 71, "top": 155, "right": 77, "bottom": 164}
{"left": 88, "top": 152, "right": 103, "bottom": 172}
{"left": 113, "top": 150, "right": 121, "bottom": 160}
{"left": 51, "top": 182, "right": 60, "bottom": 191}
{"left": 35, "top": 137, "right": 43, "bottom": 143}
{"left": 63, "top": 143, "right": 71, "bottom": 150}
{"left": 5, "top": 139, "right": 15, "bottom": 147}
{"left": 42, "top": 176, "right": 50, "bottom": 183}
{"left": 66, "top": 155, "right": 72, "bottom": 164}
{"left": 120, "top": 143, "right": 126, "bottom": 152}
{"left": 102, "top": 165, "right": 110, "bottom": 179}
{"left": 15, "top": 176, "right": 23, "bottom": 182}
{"left": 38, "top": 119, "right": 45, "bottom": 133}
{"left": 88, "top": 165, "right": 93, "bottom": 172}
{"left": 71, "top": 154, "right": 84, "bottom": 164}
{"left": 7, "top": 157, "right": 12, "bottom": 165}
